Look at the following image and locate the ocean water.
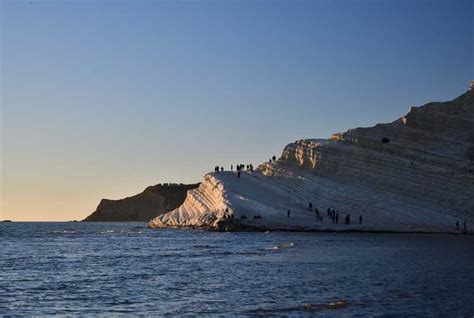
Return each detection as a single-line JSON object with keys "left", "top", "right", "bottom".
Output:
{"left": 1, "top": 222, "right": 473, "bottom": 317}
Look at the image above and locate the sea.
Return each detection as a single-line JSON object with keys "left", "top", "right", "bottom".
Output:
{"left": 1, "top": 222, "right": 473, "bottom": 317}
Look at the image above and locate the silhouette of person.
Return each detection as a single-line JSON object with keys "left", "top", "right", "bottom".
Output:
{"left": 287, "top": 210, "right": 290, "bottom": 218}
{"left": 463, "top": 220, "right": 467, "bottom": 231}
{"left": 359, "top": 215, "right": 363, "bottom": 225}
{"left": 309, "top": 202, "right": 313, "bottom": 211}
{"left": 456, "top": 221, "right": 459, "bottom": 230}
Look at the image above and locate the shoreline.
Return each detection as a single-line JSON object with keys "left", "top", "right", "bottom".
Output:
{"left": 147, "top": 219, "right": 473, "bottom": 235}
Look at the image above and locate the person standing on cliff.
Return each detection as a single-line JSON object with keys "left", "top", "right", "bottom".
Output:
{"left": 287, "top": 210, "right": 290, "bottom": 218}
{"left": 359, "top": 215, "right": 363, "bottom": 225}
{"left": 308, "top": 202, "right": 313, "bottom": 211}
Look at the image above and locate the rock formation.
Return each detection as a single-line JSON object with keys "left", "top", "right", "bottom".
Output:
{"left": 148, "top": 88, "right": 474, "bottom": 233}
{"left": 83, "top": 183, "right": 199, "bottom": 222}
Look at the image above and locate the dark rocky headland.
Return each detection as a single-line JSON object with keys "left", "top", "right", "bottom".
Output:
{"left": 83, "top": 183, "right": 199, "bottom": 222}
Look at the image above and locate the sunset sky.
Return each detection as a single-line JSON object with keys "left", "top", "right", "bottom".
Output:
{"left": 1, "top": 0, "right": 472, "bottom": 221}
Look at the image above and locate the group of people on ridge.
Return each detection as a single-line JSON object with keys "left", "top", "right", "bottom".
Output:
{"left": 213, "top": 163, "right": 254, "bottom": 178}
{"left": 214, "top": 154, "right": 278, "bottom": 177}
{"left": 232, "top": 164, "right": 254, "bottom": 171}
{"left": 214, "top": 166, "right": 224, "bottom": 173}
{"left": 234, "top": 163, "right": 253, "bottom": 178}
{"left": 268, "top": 155, "right": 277, "bottom": 163}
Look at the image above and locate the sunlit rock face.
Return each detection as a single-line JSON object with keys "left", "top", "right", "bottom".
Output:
{"left": 148, "top": 89, "right": 474, "bottom": 232}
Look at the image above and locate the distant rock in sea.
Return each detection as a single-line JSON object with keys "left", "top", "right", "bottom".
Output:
{"left": 149, "top": 86, "right": 474, "bottom": 233}
{"left": 84, "top": 183, "right": 199, "bottom": 222}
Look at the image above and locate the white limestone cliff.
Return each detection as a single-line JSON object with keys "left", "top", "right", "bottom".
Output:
{"left": 148, "top": 88, "right": 474, "bottom": 233}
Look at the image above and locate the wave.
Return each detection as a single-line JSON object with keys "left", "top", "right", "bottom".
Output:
{"left": 245, "top": 299, "right": 350, "bottom": 315}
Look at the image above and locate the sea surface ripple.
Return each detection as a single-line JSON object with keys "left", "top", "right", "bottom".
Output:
{"left": 1, "top": 222, "right": 473, "bottom": 317}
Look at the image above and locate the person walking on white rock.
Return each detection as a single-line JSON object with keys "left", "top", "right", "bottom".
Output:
{"left": 345, "top": 214, "right": 351, "bottom": 225}
{"left": 231, "top": 164, "right": 233, "bottom": 172}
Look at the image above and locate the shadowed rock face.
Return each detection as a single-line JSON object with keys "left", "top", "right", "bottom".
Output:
{"left": 149, "top": 88, "right": 474, "bottom": 233}
{"left": 83, "top": 183, "right": 199, "bottom": 222}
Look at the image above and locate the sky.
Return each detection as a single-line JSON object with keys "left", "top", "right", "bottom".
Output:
{"left": 1, "top": 0, "right": 473, "bottom": 221}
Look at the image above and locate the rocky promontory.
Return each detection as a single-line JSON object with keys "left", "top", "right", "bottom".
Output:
{"left": 148, "top": 87, "right": 474, "bottom": 233}
{"left": 84, "top": 183, "right": 199, "bottom": 222}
